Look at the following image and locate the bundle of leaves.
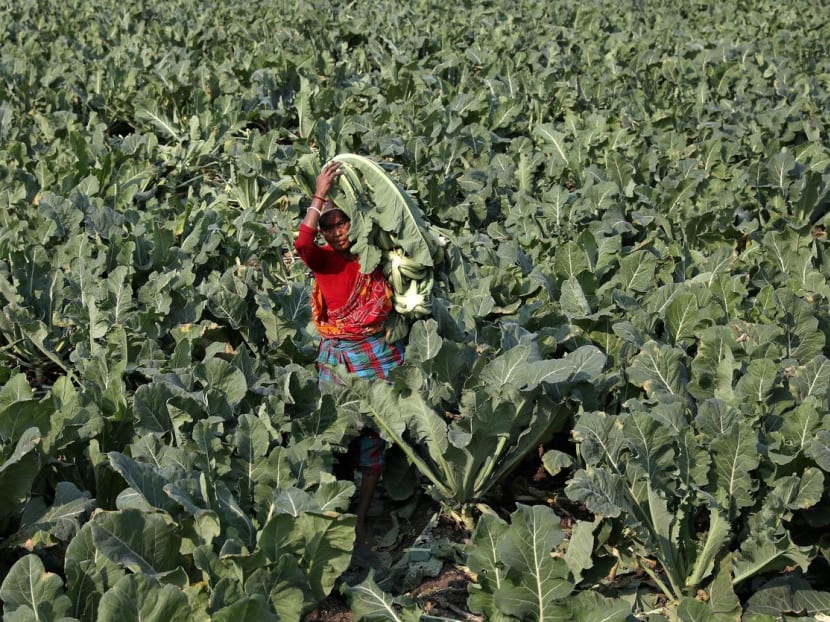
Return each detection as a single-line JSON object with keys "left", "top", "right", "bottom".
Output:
{"left": 294, "top": 153, "right": 448, "bottom": 338}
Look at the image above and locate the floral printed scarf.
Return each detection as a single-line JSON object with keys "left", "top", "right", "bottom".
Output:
{"left": 311, "top": 268, "right": 392, "bottom": 339}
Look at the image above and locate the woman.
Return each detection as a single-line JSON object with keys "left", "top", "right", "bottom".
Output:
{"left": 294, "top": 160, "right": 404, "bottom": 547}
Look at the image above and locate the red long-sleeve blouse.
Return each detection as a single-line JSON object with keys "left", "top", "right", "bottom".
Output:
{"left": 294, "top": 223, "right": 361, "bottom": 311}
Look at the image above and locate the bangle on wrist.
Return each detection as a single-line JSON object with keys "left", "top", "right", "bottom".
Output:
{"left": 311, "top": 194, "right": 327, "bottom": 203}
{"left": 307, "top": 205, "right": 322, "bottom": 216}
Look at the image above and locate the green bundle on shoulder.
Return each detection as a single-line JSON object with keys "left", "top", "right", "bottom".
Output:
{"left": 295, "top": 153, "right": 446, "bottom": 339}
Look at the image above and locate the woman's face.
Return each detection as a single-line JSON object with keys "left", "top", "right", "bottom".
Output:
{"left": 319, "top": 210, "right": 352, "bottom": 252}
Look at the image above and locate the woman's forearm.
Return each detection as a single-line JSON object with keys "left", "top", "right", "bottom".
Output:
{"left": 300, "top": 161, "right": 342, "bottom": 230}
{"left": 302, "top": 194, "right": 325, "bottom": 230}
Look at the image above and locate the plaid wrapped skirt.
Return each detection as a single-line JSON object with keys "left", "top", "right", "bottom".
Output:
{"left": 318, "top": 332, "right": 405, "bottom": 474}
{"left": 317, "top": 332, "right": 405, "bottom": 384}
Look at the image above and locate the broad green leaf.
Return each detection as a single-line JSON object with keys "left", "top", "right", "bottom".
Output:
{"left": 806, "top": 429, "right": 830, "bottom": 471}
{"left": 65, "top": 521, "right": 125, "bottom": 621}
{"left": 0, "top": 554, "right": 72, "bottom": 620}
{"left": 395, "top": 388, "right": 451, "bottom": 459}
{"left": 19, "top": 481, "right": 94, "bottom": 543}
{"left": 91, "top": 509, "right": 181, "bottom": 575}
{"left": 647, "top": 283, "right": 684, "bottom": 322}
{"left": 789, "top": 355, "right": 830, "bottom": 402}
{"left": 709, "top": 422, "right": 760, "bottom": 517}
{"left": 560, "top": 277, "right": 592, "bottom": 319}
{"left": 595, "top": 234, "right": 623, "bottom": 276}
{"left": 664, "top": 290, "right": 703, "bottom": 344}
{"left": 571, "top": 412, "right": 626, "bottom": 468}
{"left": 640, "top": 485, "right": 682, "bottom": 596}
{"left": 0, "top": 428, "right": 42, "bottom": 474}
{"left": 618, "top": 250, "right": 658, "bottom": 293}
{"left": 179, "top": 510, "right": 221, "bottom": 552}
{"left": 695, "top": 399, "right": 740, "bottom": 439}
{"left": 744, "top": 575, "right": 830, "bottom": 618}
{"left": 708, "top": 553, "right": 742, "bottom": 622}
{"left": 272, "top": 488, "right": 319, "bottom": 518}
{"left": 733, "top": 358, "right": 778, "bottom": 404}
{"left": 583, "top": 180, "right": 619, "bottom": 212}
{"left": 258, "top": 513, "right": 303, "bottom": 564}
{"left": 540, "top": 185, "right": 573, "bottom": 234}
{"left": 685, "top": 509, "right": 731, "bottom": 590}
{"left": 606, "top": 151, "right": 635, "bottom": 195}
{"left": 256, "top": 282, "right": 311, "bottom": 346}
{"left": 770, "top": 398, "right": 823, "bottom": 461}
{"left": 245, "top": 558, "right": 306, "bottom": 622}
{"left": 622, "top": 411, "right": 675, "bottom": 484}
{"left": 778, "top": 290, "right": 825, "bottom": 362}
{"left": 494, "top": 505, "right": 573, "bottom": 620}
{"left": 495, "top": 575, "right": 571, "bottom": 621}
{"left": 108, "top": 452, "right": 178, "bottom": 513}
{"left": 299, "top": 512, "right": 356, "bottom": 602}
{"left": 212, "top": 479, "right": 256, "bottom": 546}
{"left": 0, "top": 392, "right": 51, "bottom": 447}
{"left": 733, "top": 529, "right": 813, "bottom": 586}
{"left": 454, "top": 394, "right": 506, "bottom": 452}
{"left": 295, "top": 77, "right": 314, "bottom": 138}
{"left": 349, "top": 380, "right": 452, "bottom": 500}
{"left": 479, "top": 344, "right": 532, "bottom": 394}
{"left": 533, "top": 124, "right": 571, "bottom": 169}
{"left": 428, "top": 339, "right": 474, "bottom": 387}
{"left": 524, "top": 345, "right": 606, "bottom": 388}
{"left": 553, "top": 240, "right": 592, "bottom": 279}
{"left": 564, "top": 520, "right": 598, "bottom": 583}
{"left": 233, "top": 413, "right": 271, "bottom": 508}
{"left": 198, "top": 358, "right": 248, "bottom": 406}
{"left": 96, "top": 574, "right": 191, "bottom": 622}
{"left": 566, "top": 468, "right": 628, "bottom": 522}
{"left": 467, "top": 512, "right": 509, "bottom": 617}
{"left": 212, "top": 594, "right": 278, "bottom": 622}
{"left": 767, "top": 149, "right": 796, "bottom": 192}
{"left": 0, "top": 427, "right": 41, "bottom": 520}
{"left": 689, "top": 327, "right": 738, "bottom": 402}
{"left": 315, "top": 480, "right": 356, "bottom": 513}
{"left": 569, "top": 590, "right": 631, "bottom": 622}
{"left": 640, "top": 399, "right": 687, "bottom": 436}
{"left": 0, "top": 372, "right": 34, "bottom": 416}
{"left": 404, "top": 319, "right": 443, "bottom": 364}
{"left": 677, "top": 597, "right": 718, "bottom": 622}
{"left": 707, "top": 272, "right": 747, "bottom": 323}
{"left": 135, "top": 105, "right": 183, "bottom": 141}
{"left": 207, "top": 287, "right": 249, "bottom": 331}
{"left": 460, "top": 276, "right": 497, "bottom": 320}
{"left": 345, "top": 570, "right": 422, "bottom": 622}
{"left": 794, "top": 170, "right": 822, "bottom": 222}
{"left": 628, "top": 341, "right": 688, "bottom": 399}
{"left": 612, "top": 321, "right": 646, "bottom": 347}
{"left": 773, "top": 469, "right": 824, "bottom": 510}
{"left": 133, "top": 383, "right": 175, "bottom": 437}
{"left": 542, "top": 450, "right": 573, "bottom": 477}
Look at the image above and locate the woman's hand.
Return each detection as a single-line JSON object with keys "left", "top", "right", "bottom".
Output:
{"left": 302, "top": 161, "right": 343, "bottom": 230}
{"left": 315, "top": 161, "right": 341, "bottom": 197}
